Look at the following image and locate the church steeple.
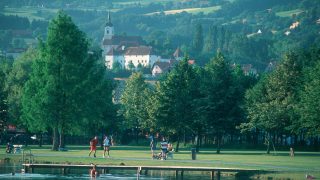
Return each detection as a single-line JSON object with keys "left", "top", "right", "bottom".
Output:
{"left": 103, "top": 11, "right": 114, "bottom": 40}
{"left": 106, "top": 11, "right": 113, "bottom": 27}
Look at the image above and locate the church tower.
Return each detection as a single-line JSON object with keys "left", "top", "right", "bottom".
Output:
{"left": 103, "top": 11, "right": 114, "bottom": 40}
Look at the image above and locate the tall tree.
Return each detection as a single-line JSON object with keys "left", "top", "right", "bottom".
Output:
{"left": 297, "top": 59, "right": 320, "bottom": 136}
{"left": 197, "top": 52, "right": 235, "bottom": 154}
{"left": 120, "top": 72, "right": 149, "bottom": 144}
{"left": 203, "top": 25, "right": 215, "bottom": 55}
{"left": 192, "top": 24, "right": 204, "bottom": 54}
{"left": 22, "top": 11, "right": 113, "bottom": 150}
{"left": 0, "top": 57, "right": 12, "bottom": 138}
{"left": 155, "top": 58, "right": 199, "bottom": 152}
{"left": 6, "top": 48, "right": 38, "bottom": 126}
{"left": 243, "top": 52, "right": 302, "bottom": 153}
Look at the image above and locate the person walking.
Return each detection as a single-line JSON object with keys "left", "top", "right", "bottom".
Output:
{"left": 89, "top": 136, "right": 98, "bottom": 158}
{"left": 160, "top": 137, "right": 168, "bottom": 160}
{"left": 103, "top": 135, "right": 111, "bottom": 158}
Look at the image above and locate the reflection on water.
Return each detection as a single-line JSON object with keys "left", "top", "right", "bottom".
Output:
{"left": 0, "top": 161, "right": 234, "bottom": 180}
{"left": 0, "top": 173, "right": 166, "bottom": 180}
{"left": 1, "top": 161, "right": 315, "bottom": 180}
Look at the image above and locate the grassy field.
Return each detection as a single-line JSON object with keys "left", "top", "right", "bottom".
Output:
{"left": 276, "top": 9, "right": 304, "bottom": 17}
{"left": 146, "top": 6, "right": 221, "bottom": 16}
{"left": 114, "top": 0, "right": 183, "bottom": 6}
{"left": 4, "top": 7, "right": 59, "bottom": 21}
{"left": 1, "top": 145, "right": 319, "bottom": 179}
{"left": 1, "top": 145, "right": 319, "bottom": 170}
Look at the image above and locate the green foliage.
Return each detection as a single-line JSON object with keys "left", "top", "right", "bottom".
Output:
{"left": 0, "top": 56, "right": 13, "bottom": 134}
{"left": 112, "top": 61, "right": 122, "bottom": 73}
{"left": 154, "top": 58, "right": 200, "bottom": 148}
{"left": 128, "top": 61, "right": 135, "bottom": 71}
{"left": 21, "top": 11, "right": 114, "bottom": 149}
{"left": 5, "top": 48, "right": 38, "bottom": 126}
{"left": 120, "top": 72, "right": 149, "bottom": 129}
{"left": 192, "top": 24, "right": 204, "bottom": 54}
{"left": 197, "top": 53, "right": 235, "bottom": 153}
{"left": 297, "top": 48, "right": 320, "bottom": 136}
{"left": 298, "top": 61, "right": 320, "bottom": 136}
{"left": 244, "top": 52, "right": 302, "bottom": 136}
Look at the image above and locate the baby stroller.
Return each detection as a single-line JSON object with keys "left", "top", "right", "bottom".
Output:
{"left": 153, "top": 150, "right": 168, "bottom": 160}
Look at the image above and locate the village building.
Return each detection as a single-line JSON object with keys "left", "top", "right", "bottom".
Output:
{"left": 102, "top": 12, "right": 161, "bottom": 69}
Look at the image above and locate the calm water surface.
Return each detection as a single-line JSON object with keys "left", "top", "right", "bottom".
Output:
{"left": 0, "top": 162, "right": 237, "bottom": 180}
{"left": 0, "top": 161, "right": 313, "bottom": 180}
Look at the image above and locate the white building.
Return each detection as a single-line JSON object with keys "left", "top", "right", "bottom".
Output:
{"left": 106, "top": 46, "right": 161, "bottom": 69}
{"left": 102, "top": 12, "right": 161, "bottom": 69}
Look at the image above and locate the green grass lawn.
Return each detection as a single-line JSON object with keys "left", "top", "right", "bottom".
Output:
{"left": 276, "top": 9, "right": 304, "bottom": 17}
{"left": 1, "top": 145, "right": 319, "bottom": 171}
{"left": 4, "top": 7, "right": 58, "bottom": 21}
{"left": 115, "top": 0, "right": 183, "bottom": 6}
{"left": 1, "top": 145, "right": 319, "bottom": 179}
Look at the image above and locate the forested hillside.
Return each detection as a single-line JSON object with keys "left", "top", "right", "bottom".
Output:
{"left": 1, "top": 0, "right": 320, "bottom": 150}
{"left": 1, "top": 0, "right": 319, "bottom": 69}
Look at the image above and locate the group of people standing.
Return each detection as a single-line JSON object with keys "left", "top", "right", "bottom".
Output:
{"left": 88, "top": 135, "right": 112, "bottom": 158}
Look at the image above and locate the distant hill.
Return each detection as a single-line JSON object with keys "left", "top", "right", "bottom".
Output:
{"left": 1, "top": 0, "right": 319, "bottom": 70}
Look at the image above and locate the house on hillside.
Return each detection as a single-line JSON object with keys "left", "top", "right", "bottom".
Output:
{"left": 102, "top": 12, "right": 161, "bottom": 70}
{"left": 241, "top": 64, "right": 257, "bottom": 76}
{"left": 105, "top": 45, "right": 161, "bottom": 69}
{"left": 265, "top": 61, "right": 278, "bottom": 72}
{"left": 151, "top": 58, "right": 196, "bottom": 77}
{"left": 152, "top": 60, "right": 178, "bottom": 77}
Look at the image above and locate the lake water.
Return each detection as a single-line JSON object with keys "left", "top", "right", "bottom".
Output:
{"left": 0, "top": 162, "right": 238, "bottom": 180}
{"left": 0, "top": 161, "right": 312, "bottom": 180}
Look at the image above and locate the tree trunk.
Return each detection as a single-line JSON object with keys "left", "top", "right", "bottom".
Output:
{"left": 266, "top": 133, "right": 271, "bottom": 154}
{"left": 52, "top": 127, "right": 59, "bottom": 151}
{"left": 196, "top": 130, "right": 201, "bottom": 153}
{"left": 216, "top": 134, "right": 222, "bottom": 154}
{"left": 183, "top": 130, "right": 187, "bottom": 146}
{"left": 135, "top": 128, "right": 139, "bottom": 145}
{"left": 175, "top": 135, "right": 180, "bottom": 152}
{"left": 101, "top": 132, "right": 104, "bottom": 149}
{"left": 38, "top": 133, "right": 43, "bottom": 147}
{"left": 59, "top": 129, "right": 65, "bottom": 149}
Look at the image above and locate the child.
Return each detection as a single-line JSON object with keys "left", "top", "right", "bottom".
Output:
{"left": 90, "top": 164, "right": 99, "bottom": 178}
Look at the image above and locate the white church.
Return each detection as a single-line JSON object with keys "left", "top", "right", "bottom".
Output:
{"left": 102, "top": 12, "right": 161, "bottom": 69}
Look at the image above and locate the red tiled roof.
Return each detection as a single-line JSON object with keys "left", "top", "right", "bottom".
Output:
{"left": 188, "top": 60, "right": 195, "bottom": 65}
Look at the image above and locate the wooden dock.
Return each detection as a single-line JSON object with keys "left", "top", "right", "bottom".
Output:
{"left": 22, "top": 163, "right": 267, "bottom": 180}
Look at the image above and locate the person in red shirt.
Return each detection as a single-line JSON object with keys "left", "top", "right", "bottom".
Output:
{"left": 89, "top": 136, "right": 98, "bottom": 157}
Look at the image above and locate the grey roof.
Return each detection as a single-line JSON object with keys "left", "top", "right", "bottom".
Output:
{"left": 153, "top": 61, "right": 171, "bottom": 71}
{"left": 106, "top": 47, "right": 125, "bottom": 56}
{"left": 124, "top": 46, "right": 153, "bottom": 56}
